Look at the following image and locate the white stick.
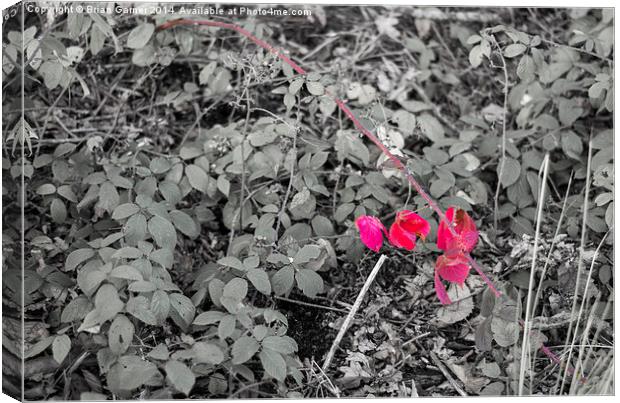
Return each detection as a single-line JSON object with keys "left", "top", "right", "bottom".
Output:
{"left": 322, "top": 254, "right": 388, "bottom": 372}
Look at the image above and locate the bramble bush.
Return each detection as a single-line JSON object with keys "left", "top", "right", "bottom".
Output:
{"left": 2, "top": 5, "right": 613, "bottom": 399}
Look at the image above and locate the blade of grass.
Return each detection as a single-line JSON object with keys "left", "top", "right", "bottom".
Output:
{"left": 567, "top": 230, "right": 610, "bottom": 393}
{"left": 570, "top": 295, "right": 600, "bottom": 394}
{"left": 518, "top": 153, "right": 550, "bottom": 395}
{"left": 557, "top": 139, "right": 593, "bottom": 395}
{"left": 581, "top": 298, "right": 613, "bottom": 384}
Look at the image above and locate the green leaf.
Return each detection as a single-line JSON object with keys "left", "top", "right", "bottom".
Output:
{"left": 561, "top": 130, "right": 583, "bottom": 159}
{"left": 124, "top": 213, "right": 147, "bottom": 245}
{"left": 50, "top": 197, "right": 67, "bottom": 223}
{"left": 218, "top": 314, "right": 236, "bottom": 340}
{"left": 36, "top": 183, "right": 56, "bottom": 195}
{"left": 61, "top": 296, "right": 93, "bottom": 322}
{"left": 106, "top": 356, "right": 161, "bottom": 394}
{"left": 112, "top": 247, "right": 143, "bottom": 260}
{"left": 306, "top": 81, "right": 324, "bottom": 96}
{"left": 52, "top": 334, "right": 71, "bottom": 364}
{"left": 66, "top": 248, "right": 95, "bottom": 271}
{"left": 218, "top": 256, "right": 245, "bottom": 271}
{"left": 159, "top": 181, "right": 182, "bottom": 205}
{"left": 311, "top": 215, "right": 335, "bottom": 237}
{"left": 335, "top": 130, "right": 370, "bottom": 166}
{"left": 498, "top": 156, "right": 521, "bottom": 188}
{"left": 469, "top": 44, "right": 484, "bottom": 67}
{"left": 95, "top": 284, "right": 124, "bottom": 324}
{"left": 247, "top": 269, "right": 271, "bottom": 295}
{"left": 150, "top": 248, "right": 173, "bottom": 269}
{"left": 81, "top": 270, "right": 106, "bottom": 295}
{"left": 504, "top": 43, "right": 527, "bottom": 58}
{"left": 40, "top": 60, "right": 63, "bottom": 89}
{"left": 517, "top": 55, "right": 535, "bottom": 81}
{"left": 151, "top": 290, "right": 170, "bottom": 323}
{"left": 112, "top": 203, "right": 140, "bottom": 220}
{"left": 185, "top": 164, "right": 209, "bottom": 193}
{"left": 128, "top": 280, "right": 157, "bottom": 292}
{"left": 24, "top": 336, "right": 54, "bottom": 359}
{"left": 231, "top": 336, "right": 260, "bottom": 365}
{"left": 169, "top": 293, "right": 195, "bottom": 329}
{"left": 294, "top": 245, "right": 321, "bottom": 264}
{"left": 169, "top": 210, "right": 199, "bottom": 238}
{"left": 109, "top": 314, "right": 134, "bottom": 355}
{"left": 216, "top": 175, "right": 230, "bottom": 196}
{"left": 491, "top": 317, "right": 520, "bottom": 347}
{"left": 165, "top": 360, "right": 195, "bottom": 396}
{"left": 97, "top": 181, "right": 120, "bottom": 214}
{"left": 179, "top": 146, "right": 203, "bottom": 160}
{"left": 261, "top": 336, "right": 298, "bottom": 354}
{"left": 475, "top": 317, "right": 493, "bottom": 352}
{"left": 193, "top": 310, "right": 225, "bottom": 326}
{"left": 126, "top": 23, "right": 154, "bottom": 49}
{"left": 289, "top": 187, "right": 316, "bottom": 220}
{"left": 126, "top": 296, "right": 158, "bottom": 325}
{"left": 417, "top": 113, "right": 445, "bottom": 142}
{"left": 295, "top": 269, "right": 324, "bottom": 298}
{"left": 110, "top": 265, "right": 143, "bottom": 281}
{"left": 148, "top": 216, "right": 177, "bottom": 248}
{"left": 437, "top": 284, "right": 474, "bottom": 324}
{"left": 149, "top": 157, "right": 171, "bottom": 174}
{"left": 272, "top": 266, "right": 295, "bottom": 295}
{"left": 199, "top": 61, "right": 218, "bottom": 85}
{"left": 259, "top": 349, "right": 287, "bottom": 381}
{"left": 223, "top": 278, "right": 248, "bottom": 301}
{"left": 147, "top": 344, "right": 169, "bottom": 360}
{"left": 192, "top": 342, "right": 224, "bottom": 364}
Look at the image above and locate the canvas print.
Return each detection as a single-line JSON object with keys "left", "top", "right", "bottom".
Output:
{"left": 1, "top": 1, "right": 614, "bottom": 400}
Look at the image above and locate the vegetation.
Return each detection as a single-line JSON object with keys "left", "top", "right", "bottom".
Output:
{"left": 2, "top": 4, "right": 613, "bottom": 399}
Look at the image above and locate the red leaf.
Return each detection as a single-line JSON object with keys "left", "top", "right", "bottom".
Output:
{"left": 437, "top": 207, "right": 479, "bottom": 254}
{"left": 388, "top": 221, "right": 417, "bottom": 250}
{"left": 436, "top": 254, "right": 470, "bottom": 285}
{"left": 396, "top": 210, "right": 430, "bottom": 239}
{"left": 388, "top": 210, "right": 430, "bottom": 251}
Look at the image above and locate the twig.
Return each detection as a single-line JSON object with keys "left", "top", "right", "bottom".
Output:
{"left": 429, "top": 352, "right": 468, "bottom": 396}
{"left": 274, "top": 295, "right": 348, "bottom": 314}
{"left": 541, "top": 38, "right": 613, "bottom": 64}
{"left": 274, "top": 105, "right": 299, "bottom": 235}
{"left": 489, "top": 34, "right": 509, "bottom": 232}
{"left": 322, "top": 254, "right": 387, "bottom": 371}
{"left": 36, "top": 86, "right": 68, "bottom": 154}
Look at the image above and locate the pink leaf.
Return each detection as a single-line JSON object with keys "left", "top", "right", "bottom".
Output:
{"left": 355, "top": 215, "right": 387, "bottom": 252}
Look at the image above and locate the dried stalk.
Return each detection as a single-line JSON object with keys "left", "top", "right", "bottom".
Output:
{"left": 322, "top": 254, "right": 387, "bottom": 371}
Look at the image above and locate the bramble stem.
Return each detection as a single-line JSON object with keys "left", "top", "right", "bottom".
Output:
{"left": 155, "top": 18, "right": 500, "bottom": 298}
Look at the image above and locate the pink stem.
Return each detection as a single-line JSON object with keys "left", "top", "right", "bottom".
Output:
{"left": 156, "top": 18, "right": 500, "bottom": 298}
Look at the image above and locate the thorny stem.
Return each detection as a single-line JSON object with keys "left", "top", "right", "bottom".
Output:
{"left": 155, "top": 18, "right": 501, "bottom": 299}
